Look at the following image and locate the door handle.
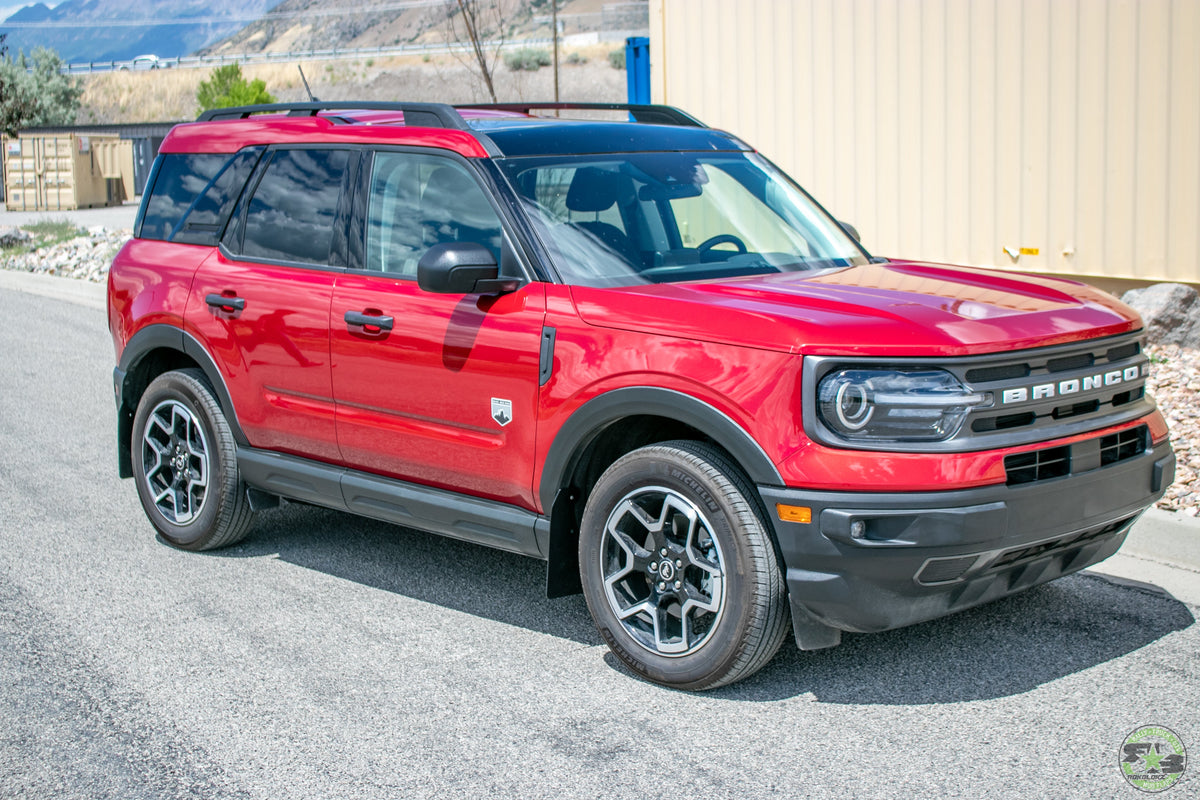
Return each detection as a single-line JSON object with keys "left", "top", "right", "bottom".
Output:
{"left": 205, "top": 293, "right": 245, "bottom": 312}
{"left": 344, "top": 310, "right": 394, "bottom": 332}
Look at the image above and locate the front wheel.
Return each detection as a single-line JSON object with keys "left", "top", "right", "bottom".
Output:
{"left": 579, "top": 441, "right": 789, "bottom": 690}
{"left": 131, "top": 368, "right": 254, "bottom": 551}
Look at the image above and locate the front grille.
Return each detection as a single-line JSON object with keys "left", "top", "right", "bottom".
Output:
{"left": 1100, "top": 426, "right": 1147, "bottom": 466}
{"left": 1005, "top": 425, "right": 1147, "bottom": 486}
{"left": 966, "top": 363, "right": 1030, "bottom": 383}
{"left": 1005, "top": 446, "right": 1070, "bottom": 485}
{"left": 966, "top": 333, "right": 1148, "bottom": 439}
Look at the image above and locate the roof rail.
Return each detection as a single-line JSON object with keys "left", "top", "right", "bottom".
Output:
{"left": 196, "top": 102, "right": 471, "bottom": 130}
{"left": 456, "top": 102, "right": 707, "bottom": 128}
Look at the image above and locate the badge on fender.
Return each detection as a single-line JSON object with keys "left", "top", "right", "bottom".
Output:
{"left": 491, "top": 398, "right": 512, "bottom": 427}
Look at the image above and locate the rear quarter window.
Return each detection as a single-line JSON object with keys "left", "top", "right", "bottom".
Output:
{"left": 138, "top": 149, "right": 262, "bottom": 245}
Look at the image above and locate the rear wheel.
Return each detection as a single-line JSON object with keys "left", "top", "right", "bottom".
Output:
{"left": 131, "top": 369, "right": 254, "bottom": 551}
{"left": 579, "top": 441, "right": 789, "bottom": 690}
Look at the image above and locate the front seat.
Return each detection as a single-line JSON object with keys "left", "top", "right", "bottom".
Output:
{"left": 420, "top": 166, "right": 502, "bottom": 261}
{"left": 565, "top": 167, "right": 641, "bottom": 267}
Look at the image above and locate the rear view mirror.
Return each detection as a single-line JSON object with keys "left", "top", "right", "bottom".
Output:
{"left": 840, "top": 221, "right": 861, "bottom": 243}
{"left": 638, "top": 183, "right": 703, "bottom": 202}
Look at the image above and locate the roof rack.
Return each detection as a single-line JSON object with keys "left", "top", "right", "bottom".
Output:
{"left": 455, "top": 102, "right": 707, "bottom": 128}
{"left": 196, "top": 102, "right": 470, "bottom": 129}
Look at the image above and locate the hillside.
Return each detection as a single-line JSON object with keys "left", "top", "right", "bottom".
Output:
{"left": 0, "top": 0, "right": 283, "bottom": 62}
{"left": 200, "top": 0, "right": 645, "bottom": 56}
{"left": 77, "top": 45, "right": 627, "bottom": 124}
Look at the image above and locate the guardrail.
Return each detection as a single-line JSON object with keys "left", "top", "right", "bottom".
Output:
{"left": 58, "top": 35, "right": 646, "bottom": 75}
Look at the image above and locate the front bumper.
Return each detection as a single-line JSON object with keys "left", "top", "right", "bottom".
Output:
{"left": 759, "top": 437, "right": 1175, "bottom": 650}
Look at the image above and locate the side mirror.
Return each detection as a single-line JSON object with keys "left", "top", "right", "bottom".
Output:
{"left": 839, "top": 221, "right": 861, "bottom": 243}
{"left": 417, "top": 242, "right": 517, "bottom": 295}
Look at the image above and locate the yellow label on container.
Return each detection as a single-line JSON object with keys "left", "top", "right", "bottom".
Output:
{"left": 1019, "top": 247, "right": 1040, "bottom": 256}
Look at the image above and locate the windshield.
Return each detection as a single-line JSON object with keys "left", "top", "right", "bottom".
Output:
{"left": 497, "top": 151, "right": 868, "bottom": 287}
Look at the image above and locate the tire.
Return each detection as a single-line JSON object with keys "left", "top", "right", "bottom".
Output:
{"left": 131, "top": 368, "right": 254, "bottom": 551}
{"left": 578, "top": 441, "right": 790, "bottom": 690}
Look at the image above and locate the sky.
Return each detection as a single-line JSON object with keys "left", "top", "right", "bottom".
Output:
{"left": 0, "top": 2, "right": 64, "bottom": 25}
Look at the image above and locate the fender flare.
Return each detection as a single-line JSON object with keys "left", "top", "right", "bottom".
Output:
{"left": 117, "top": 323, "right": 248, "bottom": 445}
{"left": 537, "top": 386, "right": 782, "bottom": 512}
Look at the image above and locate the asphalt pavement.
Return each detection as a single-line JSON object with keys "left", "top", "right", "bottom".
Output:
{"left": 1, "top": 274, "right": 1197, "bottom": 799}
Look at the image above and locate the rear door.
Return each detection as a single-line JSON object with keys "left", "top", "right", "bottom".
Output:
{"left": 186, "top": 146, "right": 355, "bottom": 462}
{"left": 330, "top": 150, "right": 546, "bottom": 508}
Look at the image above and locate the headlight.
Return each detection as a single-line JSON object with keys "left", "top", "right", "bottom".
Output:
{"left": 817, "top": 369, "right": 985, "bottom": 442}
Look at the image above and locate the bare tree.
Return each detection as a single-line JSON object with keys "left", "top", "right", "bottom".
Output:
{"left": 443, "top": 0, "right": 508, "bottom": 102}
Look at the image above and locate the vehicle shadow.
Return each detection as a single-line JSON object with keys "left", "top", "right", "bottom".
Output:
{"left": 718, "top": 571, "right": 1195, "bottom": 704}
{"left": 214, "top": 501, "right": 1195, "bottom": 704}
{"left": 212, "top": 500, "right": 601, "bottom": 646}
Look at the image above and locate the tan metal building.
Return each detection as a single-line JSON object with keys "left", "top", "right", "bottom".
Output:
{"left": 649, "top": 0, "right": 1200, "bottom": 287}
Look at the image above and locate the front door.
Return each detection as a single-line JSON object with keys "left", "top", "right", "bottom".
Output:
{"left": 330, "top": 151, "right": 545, "bottom": 508}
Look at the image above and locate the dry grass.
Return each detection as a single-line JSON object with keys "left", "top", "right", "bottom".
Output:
{"left": 77, "top": 45, "right": 627, "bottom": 124}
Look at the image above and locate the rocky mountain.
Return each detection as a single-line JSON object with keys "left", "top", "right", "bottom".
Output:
{"left": 0, "top": 0, "right": 283, "bottom": 62}
{"left": 200, "top": 0, "right": 644, "bottom": 56}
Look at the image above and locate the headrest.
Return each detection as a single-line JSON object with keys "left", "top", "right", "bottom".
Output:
{"left": 566, "top": 167, "right": 622, "bottom": 213}
{"left": 422, "top": 166, "right": 494, "bottom": 226}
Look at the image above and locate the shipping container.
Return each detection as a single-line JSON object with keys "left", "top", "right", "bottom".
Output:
{"left": 3, "top": 133, "right": 127, "bottom": 211}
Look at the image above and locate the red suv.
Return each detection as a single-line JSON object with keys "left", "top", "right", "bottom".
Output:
{"left": 108, "top": 102, "right": 1175, "bottom": 689}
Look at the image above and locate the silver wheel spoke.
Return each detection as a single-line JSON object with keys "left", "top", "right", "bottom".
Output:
{"left": 617, "top": 598, "right": 655, "bottom": 623}
{"left": 141, "top": 399, "right": 210, "bottom": 526}
{"left": 600, "top": 485, "right": 727, "bottom": 659}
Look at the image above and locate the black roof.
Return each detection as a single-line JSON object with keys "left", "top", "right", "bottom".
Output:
{"left": 471, "top": 118, "right": 751, "bottom": 157}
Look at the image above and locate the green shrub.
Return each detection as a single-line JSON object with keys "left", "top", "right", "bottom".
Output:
{"left": 565, "top": 51, "right": 587, "bottom": 65}
{"left": 608, "top": 48, "right": 626, "bottom": 70}
{"left": 0, "top": 46, "right": 81, "bottom": 136}
{"left": 504, "top": 48, "right": 552, "bottom": 72}
{"left": 196, "top": 63, "right": 276, "bottom": 112}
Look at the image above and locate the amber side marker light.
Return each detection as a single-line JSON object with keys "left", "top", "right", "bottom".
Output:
{"left": 776, "top": 504, "right": 812, "bottom": 524}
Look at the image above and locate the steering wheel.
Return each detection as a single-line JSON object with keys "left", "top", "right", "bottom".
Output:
{"left": 697, "top": 234, "right": 747, "bottom": 254}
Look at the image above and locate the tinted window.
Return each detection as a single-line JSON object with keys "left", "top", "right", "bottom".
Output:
{"left": 366, "top": 153, "right": 502, "bottom": 277}
{"left": 139, "top": 153, "right": 229, "bottom": 241}
{"left": 172, "top": 148, "right": 263, "bottom": 245}
{"left": 242, "top": 149, "right": 350, "bottom": 265}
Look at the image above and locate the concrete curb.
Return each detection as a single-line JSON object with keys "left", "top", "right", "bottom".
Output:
{"left": 1090, "top": 507, "right": 1200, "bottom": 608}
{"left": 0, "top": 270, "right": 106, "bottom": 311}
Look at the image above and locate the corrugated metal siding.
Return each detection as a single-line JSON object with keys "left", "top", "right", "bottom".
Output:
{"left": 650, "top": 0, "right": 1200, "bottom": 283}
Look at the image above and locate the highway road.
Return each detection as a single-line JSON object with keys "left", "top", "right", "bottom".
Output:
{"left": 1, "top": 283, "right": 1197, "bottom": 799}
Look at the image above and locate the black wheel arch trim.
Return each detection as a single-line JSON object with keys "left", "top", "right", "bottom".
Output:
{"left": 116, "top": 324, "right": 248, "bottom": 477}
{"left": 538, "top": 386, "right": 782, "bottom": 512}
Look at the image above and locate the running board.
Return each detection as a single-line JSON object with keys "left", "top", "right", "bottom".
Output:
{"left": 237, "top": 448, "right": 547, "bottom": 558}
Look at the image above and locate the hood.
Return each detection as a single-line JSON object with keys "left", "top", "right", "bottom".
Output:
{"left": 570, "top": 261, "right": 1141, "bottom": 357}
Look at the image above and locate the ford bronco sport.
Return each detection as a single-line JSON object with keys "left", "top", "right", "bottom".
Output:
{"left": 108, "top": 102, "right": 1175, "bottom": 690}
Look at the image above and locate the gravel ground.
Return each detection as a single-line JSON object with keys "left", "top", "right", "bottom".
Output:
{"left": 1145, "top": 344, "right": 1200, "bottom": 515}
{"left": 2, "top": 226, "right": 1196, "bottom": 514}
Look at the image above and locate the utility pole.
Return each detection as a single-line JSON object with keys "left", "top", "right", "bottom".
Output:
{"left": 551, "top": 0, "right": 559, "bottom": 103}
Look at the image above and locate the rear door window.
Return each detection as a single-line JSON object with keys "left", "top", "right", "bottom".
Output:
{"left": 240, "top": 148, "right": 351, "bottom": 266}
